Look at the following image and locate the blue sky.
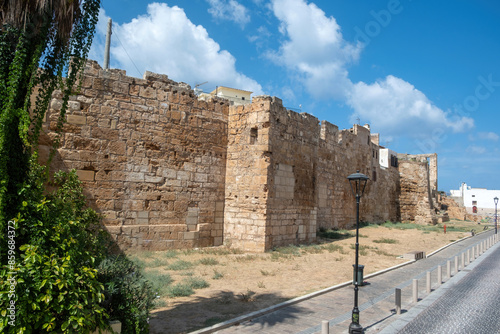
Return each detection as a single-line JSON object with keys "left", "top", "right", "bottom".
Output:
{"left": 89, "top": 0, "right": 500, "bottom": 194}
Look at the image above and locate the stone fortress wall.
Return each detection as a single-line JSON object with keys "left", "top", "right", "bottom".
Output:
{"left": 38, "top": 60, "right": 438, "bottom": 252}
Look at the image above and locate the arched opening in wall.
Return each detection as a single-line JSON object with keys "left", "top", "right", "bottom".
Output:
{"left": 250, "top": 127, "right": 258, "bottom": 144}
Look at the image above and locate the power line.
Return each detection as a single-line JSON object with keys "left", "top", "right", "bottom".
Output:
{"left": 111, "top": 26, "right": 143, "bottom": 78}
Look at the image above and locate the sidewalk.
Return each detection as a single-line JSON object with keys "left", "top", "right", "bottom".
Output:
{"left": 191, "top": 230, "right": 496, "bottom": 334}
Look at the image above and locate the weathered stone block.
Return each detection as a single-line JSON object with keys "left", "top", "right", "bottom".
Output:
{"left": 76, "top": 170, "right": 95, "bottom": 181}
{"left": 67, "top": 114, "right": 87, "bottom": 125}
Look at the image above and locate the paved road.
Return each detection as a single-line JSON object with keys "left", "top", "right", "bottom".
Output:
{"left": 381, "top": 239, "right": 500, "bottom": 334}
{"left": 203, "top": 230, "right": 497, "bottom": 334}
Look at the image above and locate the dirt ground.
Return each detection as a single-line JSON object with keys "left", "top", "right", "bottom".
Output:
{"left": 140, "top": 220, "right": 480, "bottom": 334}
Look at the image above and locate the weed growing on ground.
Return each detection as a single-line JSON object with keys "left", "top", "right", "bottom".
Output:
{"left": 239, "top": 289, "right": 255, "bottom": 302}
{"left": 166, "top": 283, "right": 194, "bottom": 297}
{"left": 270, "top": 252, "right": 293, "bottom": 261}
{"left": 143, "top": 270, "right": 173, "bottom": 295}
{"left": 167, "top": 260, "right": 194, "bottom": 271}
{"left": 212, "top": 270, "right": 224, "bottom": 280}
{"left": 163, "top": 250, "right": 179, "bottom": 258}
{"left": 234, "top": 254, "right": 258, "bottom": 262}
{"left": 260, "top": 269, "right": 276, "bottom": 276}
{"left": 129, "top": 256, "right": 147, "bottom": 269}
{"left": 373, "top": 238, "right": 398, "bottom": 244}
{"left": 150, "top": 257, "right": 169, "bottom": 268}
{"left": 273, "top": 245, "right": 301, "bottom": 256}
{"left": 373, "top": 250, "right": 396, "bottom": 257}
{"left": 152, "top": 299, "right": 168, "bottom": 309}
{"left": 198, "top": 257, "right": 219, "bottom": 266}
{"left": 257, "top": 281, "right": 266, "bottom": 288}
{"left": 186, "top": 277, "right": 210, "bottom": 289}
{"left": 322, "top": 244, "right": 346, "bottom": 254}
{"left": 317, "top": 228, "right": 354, "bottom": 240}
{"left": 301, "top": 245, "right": 323, "bottom": 254}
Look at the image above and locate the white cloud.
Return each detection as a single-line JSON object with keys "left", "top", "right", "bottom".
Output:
{"left": 268, "top": 0, "right": 361, "bottom": 99}
{"left": 466, "top": 145, "right": 487, "bottom": 155}
{"left": 207, "top": 0, "right": 250, "bottom": 27}
{"left": 478, "top": 132, "right": 499, "bottom": 141}
{"left": 268, "top": 0, "right": 475, "bottom": 140}
{"left": 347, "top": 75, "right": 474, "bottom": 137}
{"left": 89, "top": 4, "right": 262, "bottom": 94}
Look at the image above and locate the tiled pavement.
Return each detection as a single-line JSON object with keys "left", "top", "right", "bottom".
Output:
{"left": 191, "top": 230, "right": 497, "bottom": 334}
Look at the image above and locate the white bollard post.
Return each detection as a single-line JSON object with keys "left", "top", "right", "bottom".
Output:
{"left": 461, "top": 252, "right": 465, "bottom": 269}
{"left": 447, "top": 260, "right": 451, "bottom": 279}
{"left": 426, "top": 271, "right": 431, "bottom": 294}
{"left": 413, "top": 279, "right": 418, "bottom": 303}
{"left": 395, "top": 288, "right": 401, "bottom": 315}
{"left": 466, "top": 249, "right": 470, "bottom": 266}
{"left": 455, "top": 256, "right": 459, "bottom": 274}
{"left": 437, "top": 265, "right": 442, "bottom": 285}
{"left": 321, "top": 320, "right": 329, "bottom": 334}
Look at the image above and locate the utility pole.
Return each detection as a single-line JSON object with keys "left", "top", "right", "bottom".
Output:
{"left": 104, "top": 18, "right": 112, "bottom": 70}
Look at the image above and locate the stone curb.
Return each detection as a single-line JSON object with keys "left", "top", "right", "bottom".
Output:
{"left": 426, "top": 228, "right": 488, "bottom": 258}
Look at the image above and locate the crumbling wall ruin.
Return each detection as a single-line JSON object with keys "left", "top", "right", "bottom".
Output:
{"left": 40, "top": 60, "right": 229, "bottom": 250}
{"left": 398, "top": 155, "right": 438, "bottom": 225}
{"left": 38, "top": 60, "right": 438, "bottom": 252}
{"left": 223, "top": 96, "right": 402, "bottom": 251}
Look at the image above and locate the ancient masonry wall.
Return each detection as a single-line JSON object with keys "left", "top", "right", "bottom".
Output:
{"left": 224, "top": 96, "right": 402, "bottom": 251}
{"left": 398, "top": 159, "right": 437, "bottom": 225}
{"left": 39, "top": 61, "right": 229, "bottom": 250}
{"left": 38, "top": 61, "right": 437, "bottom": 252}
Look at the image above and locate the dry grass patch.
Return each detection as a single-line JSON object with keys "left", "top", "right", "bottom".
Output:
{"left": 141, "top": 219, "right": 479, "bottom": 334}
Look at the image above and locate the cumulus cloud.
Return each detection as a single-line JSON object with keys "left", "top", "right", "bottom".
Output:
{"left": 478, "top": 132, "right": 499, "bottom": 141}
{"left": 347, "top": 76, "right": 474, "bottom": 137}
{"left": 268, "top": 0, "right": 474, "bottom": 140}
{"left": 268, "top": 0, "right": 360, "bottom": 99}
{"left": 207, "top": 0, "right": 250, "bottom": 27}
{"left": 89, "top": 4, "right": 262, "bottom": 94}
{"left": 466, "top": 145, "right": 487, "bottom": 155}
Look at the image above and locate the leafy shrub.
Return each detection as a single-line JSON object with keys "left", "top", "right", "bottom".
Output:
{"left": 97, "top": 255, "right": 156, "bottom": 334}
{"left": 0, "top": 167, "right": 110, "bottom": 333}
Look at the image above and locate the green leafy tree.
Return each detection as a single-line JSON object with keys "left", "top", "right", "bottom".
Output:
{"left": 0, "top": 0, "right": 101, "bottom": 245}
{"left": 0, "top": 1, "right": 112, "bottom": 333}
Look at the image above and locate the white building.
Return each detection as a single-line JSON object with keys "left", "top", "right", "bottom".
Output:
{"left": 198, "top": 86, "right": 252, "bottom": 106}
{"left": 379, "top": 148, "right": 398, "bottom": 169}
{"left": 450, "top": 182, "right": 500, "bottom": 215}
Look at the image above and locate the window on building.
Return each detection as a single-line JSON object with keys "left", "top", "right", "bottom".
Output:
{"left": 472, "top": 195, "right": 475, "bottom": 197}
{"left": 390, "top": 155, "right": 398, "bottom": 168}
{"left": 372, "top": 170, "right": 377, "bottom": 182}
{"left": 250, "top": 127, "right": 258, "bottom": 144}
{"left": 472, "top": 201, "right": 477, "bottom": 205}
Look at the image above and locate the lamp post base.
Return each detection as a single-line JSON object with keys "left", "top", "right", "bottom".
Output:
{"left": 349, "top": 322, "right": 363, "bottom": 333}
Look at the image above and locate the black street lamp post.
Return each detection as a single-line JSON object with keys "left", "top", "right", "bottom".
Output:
{"left": 347, "top": 170, "right": 369, "bottom": 334}
{"left": 494, "top": 197, "right": 498, "bottom": 234}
